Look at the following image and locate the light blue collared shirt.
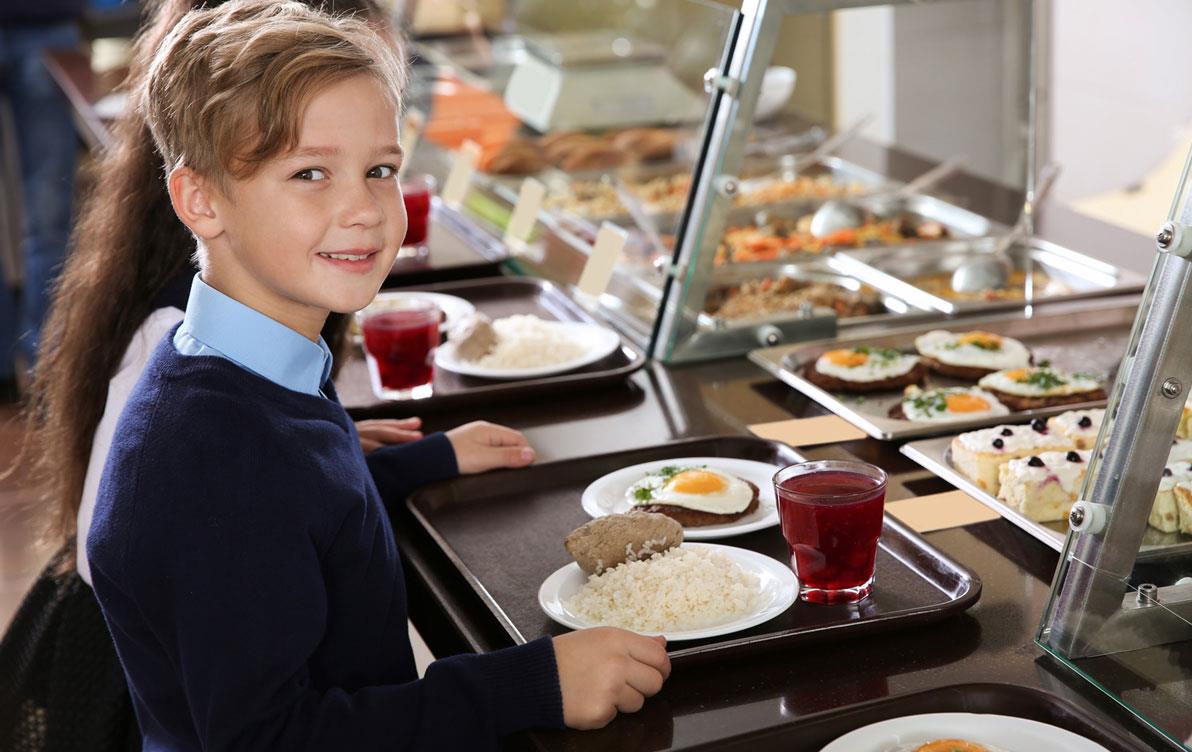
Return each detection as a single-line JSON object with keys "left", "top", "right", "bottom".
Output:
{"left": 173, "top": 275, "right": 333, "bottom": 397}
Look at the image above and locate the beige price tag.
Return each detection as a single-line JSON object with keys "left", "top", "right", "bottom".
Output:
{"left": 441, "top": 140, "right": 481, "bottom": 207}
{"left": 576, "top": 222, "right": 627, "bottom": 299}
{"left": 503, "top": 177, "right": 545, "bottom": 250}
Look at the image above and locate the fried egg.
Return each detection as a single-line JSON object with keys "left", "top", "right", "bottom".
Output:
{"left": 900, "top": 386, "right": 1010, "bottom": 422}
{"left": 914, "top": 329, "right": 1031, "bottom": 371}
{"left": 814, "top": 347, "right": 919, "bottom": 383}
{"left": 979, "top": 367, "right": 1102, "bottom": 397}
{"left": 626, "top": 467, "right": 753, "bottom": 515}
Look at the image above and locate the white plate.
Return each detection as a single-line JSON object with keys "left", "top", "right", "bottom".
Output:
{"left": 580, "top": 457, "right": 781, "bottom": 540}
{"left": 434, "top": 320, "right": 621, "bottom": 380}
{"left": 538, "top": 542, "right": 798, "bottom": 641}
{"left": 353, "top": 292, "right": 475, "bottom": 343}
{"left": 820, "top": 712, "right": 1110, "bottom": 752}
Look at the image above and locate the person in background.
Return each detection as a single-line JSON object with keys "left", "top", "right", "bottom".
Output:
{"left": 19, "top": 0, "right": 507, "bottom": 587}
{"left": 0, "top": 0, "right": 85, "bottom": 397}
{"left": 87, "top": 1, "right": 669, "bottom": 747}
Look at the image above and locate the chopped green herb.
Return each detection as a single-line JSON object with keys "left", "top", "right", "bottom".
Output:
{"left": 909, "top": 389, "right": 950, "bottom": 414}
{"left": 632, "top": 486, "right": 655, "bottom": 503}
{"left": 1037, "top": 359, "right": 1052, "bottom": 368}
{"left": 854, "top": 345, "right": 905, "bottom": 363}
{"left": 1016, "top": 368, "right": 1066, "bottom": 390}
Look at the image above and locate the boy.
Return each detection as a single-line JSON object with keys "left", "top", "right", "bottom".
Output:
{"left": 88, "top": 2, "right": 669, "bottom": 749}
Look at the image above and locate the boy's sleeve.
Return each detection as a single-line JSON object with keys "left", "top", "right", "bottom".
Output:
{"left": 365, "top": 431, "right": 459, "bottom": 503}
{"left": 91, "top": 422, "right": 561, "bottom": 751}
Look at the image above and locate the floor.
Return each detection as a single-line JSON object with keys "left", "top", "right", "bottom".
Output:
{"left": 0, "top": 403, "right": 53, "bottom": 633}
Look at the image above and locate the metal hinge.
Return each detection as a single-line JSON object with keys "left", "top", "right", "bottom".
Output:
{"left": 703, "top": 68, "right": 741, "bottom": 98}
{"left": 1156, "top": 221, "right": 1192, "bottom": 258}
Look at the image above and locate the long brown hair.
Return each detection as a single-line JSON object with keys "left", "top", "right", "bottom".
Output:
{"left": 22, "top": 0, "right": 390, "bottom": 564}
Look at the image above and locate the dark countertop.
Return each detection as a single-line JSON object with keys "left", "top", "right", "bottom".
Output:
{"left": 388, "top": 356, "right": 1180, "bottom": 751}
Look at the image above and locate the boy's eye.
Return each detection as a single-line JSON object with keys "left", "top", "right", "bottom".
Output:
{"left": 368, "top": 164, "right": 397, "bottom": 179}
{"left": 293, "top": 168, "right": 326, "bottom": 181}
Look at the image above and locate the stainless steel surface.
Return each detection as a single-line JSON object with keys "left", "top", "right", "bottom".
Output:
{"left": 900, "top": 435, "right": 1066, "bottom": 551}
{"left": 748, "top": 298, "right": 1137, "bottom": 441}
{"left": 901, "top": 436, "right": 1192, "bottom": 555}
{"left": 951, "top": 163, "right": 1060, "bottom": 294}
{"left": 809, "top": 155, "right": 966, "bottom": 238}
{"left": 831, "top": 236, "right": 1145, "bottom": 315}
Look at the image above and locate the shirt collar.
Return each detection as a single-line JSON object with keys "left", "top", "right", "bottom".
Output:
{"left": 178, "top": 274, "right": 333, "bottom": 395}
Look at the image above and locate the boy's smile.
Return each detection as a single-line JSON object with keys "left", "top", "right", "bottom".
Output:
{"left": 185, "top": 74, "right": 405, "bottom": 341}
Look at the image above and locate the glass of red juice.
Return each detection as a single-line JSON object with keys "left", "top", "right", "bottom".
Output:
{"left": 773, "top": 460, "right": 887, "bottom": 604}
{"left": 399, "top": 175, "right": 435, "bottom": 257}
{"left": 358, "top": 300, "right": 439, "bottom": 400}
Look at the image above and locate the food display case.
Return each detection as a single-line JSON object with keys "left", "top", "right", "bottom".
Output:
{"left": 404, "top": 0, "right": 1144, "bottom": 365}
{"left": 1037, "top": 149, "right": 1192, "bottom": 750}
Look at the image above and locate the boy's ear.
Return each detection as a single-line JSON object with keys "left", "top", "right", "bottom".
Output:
{"left": 167, "top": 167, "right": 224, "bottom": 241}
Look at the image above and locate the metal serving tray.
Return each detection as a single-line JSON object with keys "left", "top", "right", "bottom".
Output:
{"left": 830, "top": 235, "right": 1147, "bottom": 315}
{"left": 695, "top": 683, "right": 1158, "bottom": 752}
{"left": 405, "top": 436, "right": 981, "bottom": 666}
{"left": 698, "top": 261, "right": 941, "bottom": 332}
{"left": 901, "top": 434, "right": 1192, "bottom": 554}
{"left": 748, "top": 299, "right": 1138, "bottom": 441}
{"left": 336, "top": 277, "right": 645, "bottom": 417}
{"left": 509, "top": 155, "right": 894, "bottom": 229}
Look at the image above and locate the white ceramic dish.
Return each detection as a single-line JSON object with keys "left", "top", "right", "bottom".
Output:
{"left": 434, "top": 320, "right": 621, "bottom": 380}
{"left": 353, "top": 291, "right": 475, "bottom": 343}
{"left": 580, "top": 457, "right": 782, "bottom": 540}
{"left": 538, "top": 542, "right": 798, "bottom": 641}
{"left": 819, "top": 712, "right": 1110, "bottom": 752}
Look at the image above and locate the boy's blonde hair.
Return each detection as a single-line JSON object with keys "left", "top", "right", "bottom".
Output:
{"left": 143, "top": 0, "right": 406, "bottom": 185}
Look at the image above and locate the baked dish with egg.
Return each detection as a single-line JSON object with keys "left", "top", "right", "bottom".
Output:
{"left": 804, "top": 346, "right": 927, "bottom": 394}
{"left": 890, "top": 386, "right": 1010, "bottom": 423}
{"left": 625, "top": 466, "right": 759, "bottom": 527}
{"left": 913, "top": 330, "right": 1032, "bottom": 380}
{"left": 977, "top": 366, "right": 1106, "bottom": 411}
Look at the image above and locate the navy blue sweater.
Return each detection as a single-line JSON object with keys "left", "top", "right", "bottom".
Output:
{"left": 88, "top": 335, "right": 564, "bottom": 750}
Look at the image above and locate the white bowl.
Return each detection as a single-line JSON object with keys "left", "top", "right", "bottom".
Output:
{"left": 755, "top": 66, "right": 797, "bottom": 122}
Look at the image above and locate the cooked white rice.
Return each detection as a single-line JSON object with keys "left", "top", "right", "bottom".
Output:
{"left": 565, "top": 546, "right": 760, "bottom": 633}
{"left": 472, "top": 315, "right": 589, "bottom": 370}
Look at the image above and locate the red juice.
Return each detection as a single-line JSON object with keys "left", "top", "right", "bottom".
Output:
{"left": 361, "top": 308, "right": 438, "bottom": 397}
{"left": 401, "top": 178, "right": 433, "bottom": 247}
{"left": 774, "top": 464, "right": 886, "bottom": 604}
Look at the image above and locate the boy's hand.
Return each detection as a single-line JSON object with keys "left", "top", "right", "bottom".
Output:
{"left": 553, "top": 628, "right": 670, "bottom": 730}
{"left": 355, "top": 418, "right": 423, "bottom": 452}
{"left": 445, "top": 421, "right": 535, "bottom": 474}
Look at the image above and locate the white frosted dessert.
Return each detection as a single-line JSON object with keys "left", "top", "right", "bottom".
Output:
{"left": 997, "top": 450, "right": 1091, "bottom": 522}
{"left": 1174, "top": 483, "right": 1192, "bottom": 535}
{"left": 914, "top": 330, "right": 1031, "bottom": 372}
{"left": 899, "top": 386, "right": 1010, "bottom": 423}
{"left": 1151, "top": 459, "right": 1192, "bottom": 533}
{"left": 1181, "top": 395, "right": 1192, "bottom": 440}
{"left": 1047, "top": 409, "right": 1104, "bottom": 450}
{"left": 951, "top": 422, "right": 1076, "bottom": 494}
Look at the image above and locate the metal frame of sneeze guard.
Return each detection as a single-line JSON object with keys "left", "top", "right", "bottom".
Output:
{"left": 1040, "top": 148, "right": 1192, "bottom": 663}
{"left": 650, "top": 0, "right": 1038, "bottom": 362}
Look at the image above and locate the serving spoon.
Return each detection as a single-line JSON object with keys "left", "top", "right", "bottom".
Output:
{"left": 808, "top": 154, "right": 967, "bottom": 239}
{"left": 950, "top": 162, "right": 1060, "bottom": 295}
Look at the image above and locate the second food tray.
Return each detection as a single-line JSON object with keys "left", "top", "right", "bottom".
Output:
{"left": 405, "top": 436, "right": 981, "bottom": 665}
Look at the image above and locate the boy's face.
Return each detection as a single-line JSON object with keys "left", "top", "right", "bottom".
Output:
{"left": 200, "top": 74, "right": 405, "bottom": 336}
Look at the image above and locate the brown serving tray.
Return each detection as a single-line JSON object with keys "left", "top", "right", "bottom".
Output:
{"left": 687, "top": 683, "right": 1160, "bottom": 752}
{"left": 337, "top": 277, "right": 645, "bottom": 417}
{"left": 405, "top": 436, "right": 981, "bottom": 665}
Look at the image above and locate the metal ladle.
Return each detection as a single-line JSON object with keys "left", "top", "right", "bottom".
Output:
{"left": 950, "top": 162, "right": 1060, "bottom": 295}
{"left": 808, "top": 154, "right": 967, "bottom": 239}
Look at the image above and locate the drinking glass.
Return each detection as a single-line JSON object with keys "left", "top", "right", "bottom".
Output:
{"left": 399, "top": 174, "right": 436, "bottom": 258}
{"left": 358, "top": 300, "right": 439, "bottom": 400}
{"left": 773, "top": 460, "right": 887, "bottom": 604}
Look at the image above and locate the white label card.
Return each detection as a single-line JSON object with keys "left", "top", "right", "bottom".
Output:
{"left": 503, "top": 177, "right": 546, "bottom": 249}
{"left": 441, "top": 140, "right": 481, "bottom": 207}
{"left": 576, "top": 222, "right": 628, "bottom": 298}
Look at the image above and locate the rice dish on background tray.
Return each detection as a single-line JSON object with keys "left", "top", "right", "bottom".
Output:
{"left": 470, "top": 315, "right": 589, "bottom": 370}
{"left": 565, "top": 546, "right": 759, "bottom": 632}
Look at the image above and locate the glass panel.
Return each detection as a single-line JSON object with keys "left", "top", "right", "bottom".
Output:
{"left": 399, "top": 0, "right": 738, "bottom": 349}
{"left": 654, "top": 0, "right": 1035, "bottom": 362}
{"left": 1040, "top": 145, "right": 1192, "bottom": 751}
